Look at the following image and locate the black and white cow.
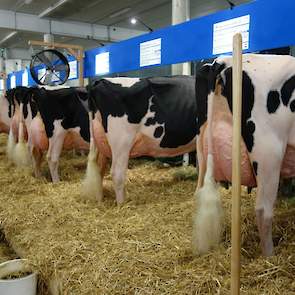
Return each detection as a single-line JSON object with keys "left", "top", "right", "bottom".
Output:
{"left": 194, "top": 53, "right": 295, "bottom": 256}
{"left": 86, "top": 76, "right": 197, "bottom": 204}
{"left": 7, "top": 86, "right": 90, "bottom": 179}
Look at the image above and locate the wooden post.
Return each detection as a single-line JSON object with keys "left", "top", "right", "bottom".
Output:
{"left": 78, "top": 49, "right": 84, "bottom": 87}
{"left": 231, "top": 33, "right": 243, "bottom": 295}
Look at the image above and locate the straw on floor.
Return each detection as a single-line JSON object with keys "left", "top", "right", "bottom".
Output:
{"left": 0, "top": 133, "right": 294, "bottom": 294}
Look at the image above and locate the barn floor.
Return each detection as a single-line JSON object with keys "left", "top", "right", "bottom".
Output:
{"left": 0, "top": 133, "right": 295, "bottom": 294}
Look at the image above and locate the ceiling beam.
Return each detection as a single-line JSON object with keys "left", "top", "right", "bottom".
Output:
{"left": 5, "top": 48, "right": 31, "bottom": 60}
{"left": 0, "top": 9, "right": 146, "bottom": 43}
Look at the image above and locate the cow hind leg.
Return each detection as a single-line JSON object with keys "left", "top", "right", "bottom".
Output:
{"left": 254, "top": 139, "right": 285, "bottom": 256}
{"left": 255, "top": 161, "right": 281, "bottom": 256}
{"left": 81, "top": 139, "right": 103, "bottom": 202}
{"left": 109, "top": 136, "right": 134, "bottom": 205}
{"left": 98, "top": 153, "right": 109, "bottom": 179}
{"left": 47, "top": 132, "right": 66, "bottom": 183}
{"left": 31, "top": 147, "right": 43, "bottom": 178}
{"left": 192, "top": 154, "right": 223, "bottom": 255}
{"left": 111, "top": 151, "right": 130, "bottom": 205}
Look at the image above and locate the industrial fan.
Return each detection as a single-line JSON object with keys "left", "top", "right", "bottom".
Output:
{"left": 30, "top": 49, "right": 70, "bottom": 86}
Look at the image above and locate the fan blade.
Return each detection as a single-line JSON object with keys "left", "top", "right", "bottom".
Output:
{"left": 52, "top": 71, "right": 61, "bottom": 82}
{"left": 44, "top": 72, "right": 53, "bottom": 84}
{"left": 36, "top": 52, "right": 53, "bottom": 69}
{"left": 39, "top": 72, "right": 47, "bottom": 83}
{"left": 53, "top": 64, "right": 67, "bottom": 71}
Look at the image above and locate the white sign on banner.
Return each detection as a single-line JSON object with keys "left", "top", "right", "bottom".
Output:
{"left": 22, "top": 70, "right": 28, "bottom": 86}
{"left": 68, "top": 60, "right": 78, "bottom": 79}
{"left": 95, "top": 52, "right": 110, "bottom": 75}
{"left": 213, "top": 15, "right": 250, "bottom": 55}
{"left": 0, "top": 80, "right": 4, "bottom": 90}
{"left": 140, "top": 38, "right": 161, "bottom": 67}
{"left": 10, "top": 75, "right": 16, "bottom": 89}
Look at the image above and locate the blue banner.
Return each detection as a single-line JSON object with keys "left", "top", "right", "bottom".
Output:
{"left": 6, "top": 0, "right": 295, "bottom": 88}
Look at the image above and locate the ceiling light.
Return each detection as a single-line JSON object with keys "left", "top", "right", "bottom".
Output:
{"left": 38, "top": 0, "right": 69, "bottom": 18}
{"left": 130, "top": 17, "right": 153, "bottom": 32}
{"left": 0, "top": 31, "right": 17, "bottom": 45}
{"left": 109, "top": 7, "right": 131, "bottom": 18}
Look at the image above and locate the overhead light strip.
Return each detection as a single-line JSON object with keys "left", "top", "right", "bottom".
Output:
{"left": 0, "top": 31, "right": 17, "bottom": 45}
{"left": 38, "top": 0, "right": 69, "bottom": 18}
{"left": 109, "top": 7, "right": 131, "bottom": 18}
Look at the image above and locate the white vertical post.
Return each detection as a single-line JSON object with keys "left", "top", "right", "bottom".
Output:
{"left": 172, "top": 0, "right": 190, "bottom": 76}
{"left": 231, "top": 33, "right": 243, "bottom": 295}
{"left": 172, "top": 0, "right": 191, "bottom": 166}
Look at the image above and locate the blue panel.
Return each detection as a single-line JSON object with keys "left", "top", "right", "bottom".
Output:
{"left": 15, "top": 72, "right": 22, "bottom": 86}
{"left": 84, "top": 0, "right": 295, "bottom": 77}
{"left": 6, "top": 0, "right": 295, "bottom": 88}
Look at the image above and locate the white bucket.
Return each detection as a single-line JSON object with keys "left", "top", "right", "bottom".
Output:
{"left": 0, "top": 259, "right": 37, "bottom": 295}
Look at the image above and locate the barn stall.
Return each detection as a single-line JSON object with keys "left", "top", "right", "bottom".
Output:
{"left": 0, "top": 133, "right": 295, "bottom": 294}
{"left": 1, "top": 0, "right": 295, "bottom": 294}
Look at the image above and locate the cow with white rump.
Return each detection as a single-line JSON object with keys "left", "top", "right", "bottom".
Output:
{"left": 194, "top": 54, "right": 295, "bottom": 256}
{"left": 83, "top": 77, "right": 198, "bottom": 204}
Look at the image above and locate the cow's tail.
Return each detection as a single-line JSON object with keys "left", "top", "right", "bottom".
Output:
{"left": 13, "top": 102, "right": 31, "bottom": 168}
{"left": 6, "top": 124, "right": 16, "bottom": 161}
{"left": 193, "top": 88, "right": 223, "bottom": 255}
{"left": 81, "top": 111, "right": 103, "bottom": 202}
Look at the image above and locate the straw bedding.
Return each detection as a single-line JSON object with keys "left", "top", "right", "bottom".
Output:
{"left": 0, "top": 133, "right": 294, "bottom": 294}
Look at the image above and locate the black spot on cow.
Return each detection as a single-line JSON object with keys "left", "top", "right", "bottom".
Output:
{"left": 148, "top": 76, "right": 197, "bottom": 148}
{"left": 145, "top": 117, "right": 157, "bottom": 126}
{"left": 290, "top": 100, "right": 295, "bottom": 112}
{"left": 221, "top": 68, "right": 256, "bottom": 152}
{"left": 28, "top": 87, "right": 90, "bottom": 142}
{"left": 90, "top": 76, "right": 198, "bottom": 148}
{"left": 252, "top": 161, "right": 258, "bottom": 176}
{"left": 281, "top": 75, "right": 295, "bottom": 106}
{"left": 150, "top": 103, "right": 157, "bottom": 112}
{"left": 6, "top": 87, "right": 29, "bottom": 118}
{"left": 267, "top": 90, "right": 281, "bottom": 113}
{"left": 247, "top": 120, "right": 256, "bottom": 134}
{"left": 154, "top": 126, "right": 164, "bottom": 138}
{"left": 89, "top": 79, "right": 149, "bottom": 131}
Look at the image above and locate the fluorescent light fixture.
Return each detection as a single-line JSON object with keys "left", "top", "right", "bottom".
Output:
{"left": 0, "top": 31, "right": 17, "bottom": 45}
{"left": 130, "top": 17, "right": 153, "bottom": 32}
{"left": 38, "top": 0, "right": 69, "bottom": 18}
{"left": 130, "top": 17, "right": 137, "bottom": 24}
{"left": 109, "top": 7, "right": 131, "bottom": 18}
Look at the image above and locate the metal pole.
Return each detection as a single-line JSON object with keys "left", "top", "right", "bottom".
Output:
{"left": 172, "top": 0, "right": 190, "bottom": 76}
{"left": 231, "top": 33, "right": 243, "bottom": 295}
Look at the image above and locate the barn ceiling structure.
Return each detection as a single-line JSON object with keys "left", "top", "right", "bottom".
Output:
{"left": 0, "top": 0, "right": 251, "bottom": 61}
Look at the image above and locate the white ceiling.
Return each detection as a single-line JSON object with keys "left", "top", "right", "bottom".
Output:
{"left": 0, "top": 0, "right": 251, "bottom": 53}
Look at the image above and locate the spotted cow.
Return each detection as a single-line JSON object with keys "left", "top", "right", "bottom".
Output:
{"left": 194, "top": 53, "right": 295, "bottom": 256}
{"left": 87, "top": 76, "right": 197, "bottom": 204}
{"left": 7, "top": 86, "right": 89, "bottom": 180}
